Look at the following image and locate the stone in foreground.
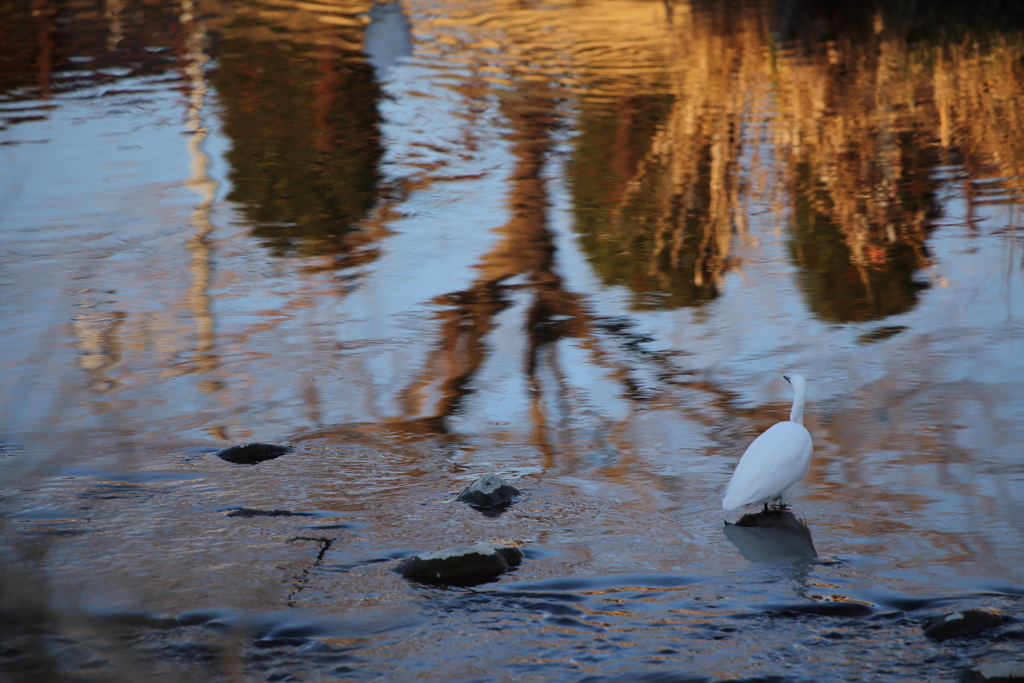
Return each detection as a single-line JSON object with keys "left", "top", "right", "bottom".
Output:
{"left": 960, "top": 662, "right": 1024, "bottom": 683}
{"left": 395, "top": 542, "right": 524, "bottom": 587}
{"left": 456, "top": 475, "right": 520, "bottom": 508}
{"left": 216, "top": 443, "right": 292, "bottom": 465}
{"left": 923, "top": 610, "right": 1006, "bottom": 641}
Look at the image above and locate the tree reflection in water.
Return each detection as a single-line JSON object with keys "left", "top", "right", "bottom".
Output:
{"left": 209, "top": 13, "right": 383, "bottom": 263}
{"left": 394, "top": 82, "right": 590, "bottom": 439}
{"left": 566, "top": 0, "right": 1024, "bottom": 322}
{"left": 569, "top": 95, "right": 725, "bottom": 310}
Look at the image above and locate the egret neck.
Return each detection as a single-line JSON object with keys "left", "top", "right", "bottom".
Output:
{"left": 784, "top": 375, "right": 807, "bottom": 425}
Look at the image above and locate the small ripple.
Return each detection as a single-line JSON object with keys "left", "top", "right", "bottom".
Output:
{"left": 503, "top": 573, "right": 700, "bottom": 592}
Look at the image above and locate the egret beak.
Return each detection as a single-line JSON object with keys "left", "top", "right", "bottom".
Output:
{"left": 783, "top": 375, "right": 791, "bottom": 383}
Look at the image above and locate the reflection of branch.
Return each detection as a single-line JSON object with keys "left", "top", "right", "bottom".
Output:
{"left": 388, "top": 81, "right": 749, "bottom": 456}
{"left": 392, "top": 84, "right": 562, "bottom": 432}
{"left": 35, "top": 0, "right": 56, "bottom": 99}
{"left": 71, "top": 311, "right": 126, "bottom": 393}
{"left": 397, "top": 283, "right": 513, "bottom": 432}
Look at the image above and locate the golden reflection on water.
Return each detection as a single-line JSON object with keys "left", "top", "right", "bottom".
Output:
{"left": 418, "top": 0, "right": 673, "bottom": 97}
{"left": 8, "top": 0, "right": 1018, "bottom": 322}
{"left": 0, "top": 0, "right": 1019, "bottom": 447}
{"left": 568, "top": 0, "right": 1024, "bottom": 318}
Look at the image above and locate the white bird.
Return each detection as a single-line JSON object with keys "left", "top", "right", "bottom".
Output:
{"left": 722, "top": 374, "right": 813, "bottom": 511}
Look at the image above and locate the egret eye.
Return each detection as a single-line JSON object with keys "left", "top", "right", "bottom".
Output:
{"left": 722, "top": 374, "right": 813, "bottom": 512}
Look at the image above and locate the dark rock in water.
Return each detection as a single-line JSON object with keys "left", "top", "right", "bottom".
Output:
{"left": 960, "top": 662, "right": 1024, "bottom": 683}
{"left": 395, "top": 542, "right": 524, "bottom": 587}
{"left": 216, "top": 443, "right": 292, "bottom": 465}
{"left": 493, "top": 545, "right": 524, "bottom": 567}
{"left": 923, "top": 610, "right": 1007, "bottom": 641}
{"left": 456, "top": 475, "right": 520, "bottom": 508}
{"left": 224, "top": 508, "right": 314, "bottom": 518}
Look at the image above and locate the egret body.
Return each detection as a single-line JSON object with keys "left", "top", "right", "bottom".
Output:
{"left": 722, "top": 375, "right": 813, "bottom": 511}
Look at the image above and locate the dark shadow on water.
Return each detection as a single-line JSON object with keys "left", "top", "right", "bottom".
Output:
{"left": 753, "top": 0, "right": 1024, "bottom": 44}
{"left": 568, "top": 95, "right": 723, "bottom": 311}
{"left": 471, "top": 502, "right": 516, "bottom": 518}
{"left": 723, "top": 510, "right": 817, "bottom": 564}
{"left": 789, "top": 146, "right": 940, "bottom": 323}
{"left": 209, "top": 24, "right": 384, "bottom": 262}
{"left": 855, "top": 325, "right": 908, "bottom": 345}
{"left": 0, "top": 0, "right": 182, "bottom": 112}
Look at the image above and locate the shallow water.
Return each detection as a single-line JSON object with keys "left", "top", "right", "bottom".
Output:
{"left": 2, "top": 0, "right": 1024, "bottom": 680}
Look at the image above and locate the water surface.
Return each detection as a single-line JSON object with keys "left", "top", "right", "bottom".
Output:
{"left": 2, "top": 0, "right": 1024, "bottom": 680}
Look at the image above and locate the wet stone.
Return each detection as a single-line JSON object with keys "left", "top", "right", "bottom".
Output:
{"left": 216, "top": 443, "right": 292, "bottom": 465}
{"left": 394, "top": 542, "right": 524, "bottom": 587}
{"left": 923, "top": 610, "right": 1007, "bottom": 641}
{"left": 960, "top": 662, "right": 1024, "bottom": 683}
{"left": 456, "top": 475, "right": 520, "bottom": 509}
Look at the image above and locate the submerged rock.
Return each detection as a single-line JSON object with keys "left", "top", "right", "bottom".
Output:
{"left": 216, "top": 443, "right": 292, "bottom": 465}
{"left": 923, "top": 610, "right": 1007, "bottom": 641}
{"left": 394, "top": 542, "right": 524, "bottom": 587}
{"left": 456, "top": 475, "right": 520, "bottom": 509}
{"left": 960, "top": 662, "right": 1024, "bottom": 683}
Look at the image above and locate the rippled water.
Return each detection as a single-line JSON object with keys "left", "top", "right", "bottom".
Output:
{"left": 2, "top": 0, "right": 1024, "bottom": 680}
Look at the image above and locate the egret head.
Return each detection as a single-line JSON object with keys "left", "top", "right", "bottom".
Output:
{"left": 783, "top": 374, "right": 805, "bottom": 387}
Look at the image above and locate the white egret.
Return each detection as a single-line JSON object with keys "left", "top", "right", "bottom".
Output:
{"left": 722, "top": 374, "right": 813, "bottom": 511}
